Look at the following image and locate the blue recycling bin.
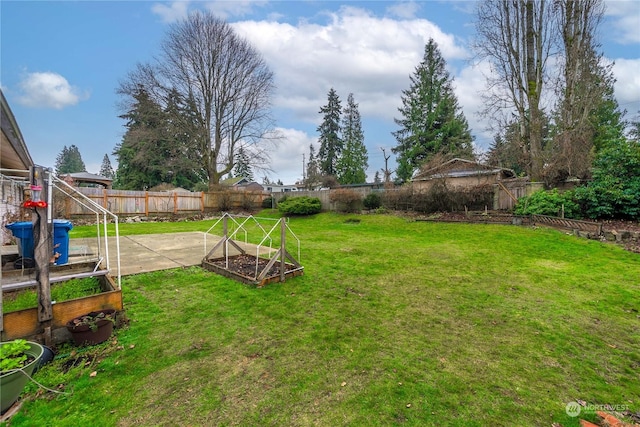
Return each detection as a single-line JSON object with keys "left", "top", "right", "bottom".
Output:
{"left": 52, "top": 219, "right": 73, "bottom": 265}
{"left": 5, "top": 221, "right": 35, "bottom": 260}
{"left": 5, "top": 219, "right": 73, "bottom": 265}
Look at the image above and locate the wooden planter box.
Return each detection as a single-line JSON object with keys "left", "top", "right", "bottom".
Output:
{"left": 202, "top": 254, "right": 304, "bottom": 287}
{"left": 1, "top": 270, "right": 122, "bottom": 343}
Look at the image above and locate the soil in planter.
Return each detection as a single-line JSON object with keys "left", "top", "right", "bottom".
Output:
{"left": 209, "top": 254, "right": 298, "bottom": 278}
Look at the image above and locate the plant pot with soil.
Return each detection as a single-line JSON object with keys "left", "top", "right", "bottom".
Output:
{"left": 66, "top": 309, "right": 116, "bottom": 346}
{"left": 0, "top": 339, "right": 44, "bottom": 413}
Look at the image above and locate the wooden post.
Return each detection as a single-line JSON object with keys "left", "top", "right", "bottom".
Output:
{"left": 145, "top": 192, "right": 149, "bottom": 216}
{"left": 200, "top": 192, "right": 204, "bottom": 213}
{"left": 103, "top": 188, "right": 108, "bottom": 208}
{"left": 31, "top": 167, "right": 53, "bottom": 343}
{"left": 173, "top": 192, "right": 178, "bottom": 215}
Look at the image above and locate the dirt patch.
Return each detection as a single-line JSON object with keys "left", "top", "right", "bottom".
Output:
{"left": 209, "top": 254, "right": 298, "bottom": 279}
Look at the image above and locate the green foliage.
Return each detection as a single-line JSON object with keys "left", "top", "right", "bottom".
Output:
{"left": 336, "top": 93, "right": 368, "bottom": 184}
{"left": 0, "top": 339, "right": 30, "bottom": 372}
{"left": 392, "top": 39, "right": 474, "bottom": 182}
{"left": 55, "top": 145, "right": 86, "bottom": 175}
{"left": 262, "top": 196, "right": 275, "bottom": 209}
{"left": 574, "top": 139, "right": 640, "bottom": 219}
{"left": 233, "top": 146, "right": 254, "bottom": 182}
{"left": 114, "top": 87, "right": 204, "bottom": 191}
{"left": 99, "top": 154, "right": 115, "bottom": 179}
{"left": 514, "top": 189, "right": 580, "bottom": 218}
{"left": 3, "top": 277, "right": 102, "bottom": 313}
{"left": 363, "top": 192, "right": 382, "bottom": 210}
{"left": 317, "top": 88, "right": 343, "bottom": 176}
{"left": 277, "top": 196, "right": 321, "bottom": 215}
{"left": 329, "top": 188, "right": 362, "bottom": 213}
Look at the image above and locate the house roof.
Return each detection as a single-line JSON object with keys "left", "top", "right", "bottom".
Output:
{"left": 1, "top": 89, "right": 34, "bottom": 171}
{"left": 63, "top": 172, "right": 113, "bottom": 188}
{"left": 220, "top": 176, "right": 250, "bottom": 186}
{"left": 412, "top": 158, "right": 515, "bottom": 181}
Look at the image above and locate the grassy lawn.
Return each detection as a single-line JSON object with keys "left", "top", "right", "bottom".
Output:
{"left": 7, "top": 213, "right": 639, "bottom": 426}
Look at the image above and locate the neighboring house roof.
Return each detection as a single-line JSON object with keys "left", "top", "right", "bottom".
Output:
{"left": 63, "top": 172, "right": 113, "bottom": 188}
{"left": 221, "top": 176, "right": 251, "bottom": 186}
{"left": 1, "top": 89, "right": 34, "bottom": 171}
{"left": 412, "top": 158, "right": 516, "bottom": 181}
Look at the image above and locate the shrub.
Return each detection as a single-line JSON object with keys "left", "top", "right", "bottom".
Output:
{"left": 278, "top": 196, "right": 322, "bottom": 215}
{"left": 363, "top": 192, "right": 382, "bottom": 210}
{"left": 262, "top": 196, "right": 275, "bottom": 209}
{"left": 573, "top": 140, "right": 640, "bottom": 219}
{"left": 514, "top": 189, "right": 580, "bottom": 218}
{"left": 329, "top": 189, "right": 362, "bottom": 213}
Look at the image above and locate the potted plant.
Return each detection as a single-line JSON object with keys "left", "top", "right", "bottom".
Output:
{"left": 1, "top": 339, "right": 44, "bottom": 413}
{"left": 66, "top": 309, "right": 116, "bottom": 346}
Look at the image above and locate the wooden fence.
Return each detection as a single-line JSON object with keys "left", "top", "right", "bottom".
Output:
{"left": 57, "top": 187, "right": 268, "bottom": 217}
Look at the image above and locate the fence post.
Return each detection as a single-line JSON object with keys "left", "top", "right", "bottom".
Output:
{"left": 145, "top": 192, "right": 149, "bottom": 216}
{"left": 200, "top": 192, "right": 204, "bottom": 213}
{"left": 174, "top": 192, "right": 178, "bottom": 215}
{"left": 103, "top": 188, "right": 108, "bottom": 209}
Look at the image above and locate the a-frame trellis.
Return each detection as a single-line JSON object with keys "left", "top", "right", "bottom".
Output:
{"left": 201, "top": 213, "right": 303, "bottom": 286}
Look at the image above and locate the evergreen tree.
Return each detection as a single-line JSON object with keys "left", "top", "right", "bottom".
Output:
{"left": 113, "top": 86, "right": 166, "bottom": 190}
{"left": 336, "top": 93, "right": 368, "bottom": 184}
{"left": 305, "top": 143, "right": 321, "bottom": 188}
{"left": 317, "top": 88, "right": 343, "bottom": 176}
{"left": 113, "top": 86, "right": 205, "bottom": 190}
{"left": 392, "top": 39, "right": 474, "bottom": 182}
{"left": 629, "top": 112, "right": 640, "bottom": 144}
{"left": 233, "top": 146, "right": 254, "bottom": 181}
{"left": 55, "top": 145, "right": 87, "bottom": 175}
{"left": 99, "top": 154, "right": 115, "bottom": 179}
{"left": 373, "top": 171, "right": 382, "bottom": 184}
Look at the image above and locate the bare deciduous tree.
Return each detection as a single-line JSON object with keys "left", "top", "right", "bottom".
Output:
{"left": 547, "top": 0, "right": 608, "bottom": 183}
{"left": 474, "top": 0, "right": 553, "bottom": 181}
{"left": 119, "top": 11, "right": 276, "bottom": 189}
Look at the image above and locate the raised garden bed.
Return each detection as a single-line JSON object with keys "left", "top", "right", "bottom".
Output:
{"left": 202, "top": 254, "right": 303, "bottom": 287}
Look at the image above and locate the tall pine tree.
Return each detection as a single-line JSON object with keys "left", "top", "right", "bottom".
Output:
{"left": 336, "top": 93, "right": 368, "bottom": 184}
{"left": 55, "top": 145, "right": 87, "bottom": 175}
{"left": 392, "top": 39, "right": 473, "bottom": 182}
{"left": 99, "top": 154, "right": 115, "bottom": 179}
{"left": 317, "top": 88, "right": 342, "bottom": 177}
{"left": 233, "top": 146, "right": 254, "bottom": 181}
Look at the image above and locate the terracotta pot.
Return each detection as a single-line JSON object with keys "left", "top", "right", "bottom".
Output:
{"left": 66, "top": 309, "right": 115, "bottom": 346}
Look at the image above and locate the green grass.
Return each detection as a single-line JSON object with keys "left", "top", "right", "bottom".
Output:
{"left": 3, "top": 277, "right": 103, "bottom": 313}
{"left": 8, "top": 213, "right": 640, "bottom": 426}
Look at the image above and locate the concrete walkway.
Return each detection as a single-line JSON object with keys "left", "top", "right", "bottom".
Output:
{"left": 72, "top": 232, "right": 270, "bottom": 277}
{"left": 100, "top": 232, "right": 209, "bottom": 276}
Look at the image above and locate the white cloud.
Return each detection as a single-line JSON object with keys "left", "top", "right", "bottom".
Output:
{"left": 17, "top": 72, "right": 87, "bottom": 109}
{"left": 205, "top": 1, "right": 267, "bottom": 20}
{"left": 232, "top": 6, "right": 469, "bottom": 125}
{"left": 151, "top": 1, "right": 190, "bottom": 23}
{"left": 260, "top": 127, "right": 315, "bottom": 184}
{"left": 604, "top": 0, "right": 640, "bottom": 44}
{"left": 386, "top": 1, "right": 421, "bottom": 19}
{"left": 612, "top": 58, "right": 640, "bottom": 108}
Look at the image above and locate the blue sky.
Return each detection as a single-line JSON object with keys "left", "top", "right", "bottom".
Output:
{"left": 2, "top": 1, "right": 639, "bottom": 185}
